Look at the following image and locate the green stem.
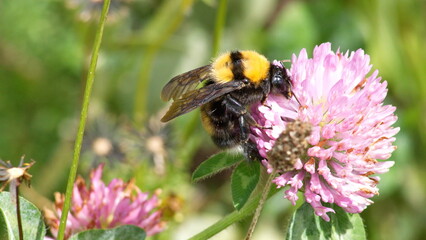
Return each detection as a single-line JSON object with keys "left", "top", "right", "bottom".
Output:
{"left": 180, "top": 0, "right": 228, "bottom": 147}
{"left": 244, "top": 169, "right": 276, "bottom": 240}
{"left": 212, "top": 0, "right": 228, "bottom": 57}
{"left": 188, "top": 201, "right": 255, "bottom": 240}
{"left": 188, "top": 176, "right": 279, "bottom": 240}
{"left": 56, "top": 1, "right": 110, "bottom": 239}
{"left": 133, "top": 47, "right": 156, "bottom": 125}
{"left": 133, "top": 0, "right": 195, "bottom": 124}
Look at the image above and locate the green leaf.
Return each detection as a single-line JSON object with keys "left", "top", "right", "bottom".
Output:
{"left": 286, "top": 202, "right": 366, "bottom": 240}
{"left": 0, "top": 191, "right": 46, "bottom": 240}
{"left": 68, "top": 225, "right": 146, "bottom": 240}
{"left": 192, "top": 152, "right": 243, "bottom": 182}
{"left": 231, "top": 161, "right": 260, "bottom": 210}
{"left": 0, "top": 207, "right": 11, "bottom": 240}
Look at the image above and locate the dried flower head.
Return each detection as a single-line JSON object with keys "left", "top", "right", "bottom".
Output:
{"left": 82, "top": 115, "right": 126, "bottom": 167}
{"left": 267, "top": 120, "right": 312, "bottom": 173}
{"left": 251, "top": 43, "right": 399, "bottom": 221}
{"left": 0, "top": 156, "right": 34, "bottom": 192}
{"left": 121, "top": 109, "right": 171, "bottom": 175}
{"left": 44, "top": 164, "right": 166, "bottom": 239}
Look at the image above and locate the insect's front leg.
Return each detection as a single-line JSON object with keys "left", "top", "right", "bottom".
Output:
{"left": 223, "top": 95, "right": 265, "bottom": 161}
{"left": 223, "top": 95, "right": 247, "bottom": 115}
{"left": 260, "top": 80, "right": 272, "bottom": 108}
{"left": 224, "top": 95, "right": 270, "bottom": 131}
{"left": 222, "top": 95, "right": 251, "bottom": 140}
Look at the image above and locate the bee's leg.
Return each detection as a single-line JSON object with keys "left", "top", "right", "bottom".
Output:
{"left": 223, "top": 96, "right": 256, "bottom": 134}
{"left": 238, "top": 115, "right": 262, "bottom": 161}
{"left": 243, "top": 113, "right": 272, "bottom": 130}
{"left": 243, "top": 113, "right": 257, "bottom": 126}
{"left": 260, "top": 92, "right": 273, "bottom": 110}
{"left": 224, "top": 95, "right": 257, "bottom": 126}
{"left": 223, "top": 95, "right": 247, "bottom": 115}
{"left": 223, "top": 95, "right": 263, "bottom": 162}
{"left": 224, "top": 95, "right": 271, "bottom": 130}
{"left": 243, "top": 140, "right": 263, "bottom": 162}
{"left": 261, "top": 95, "right": 271, "bottom": 108}
{"left": 261, "top": 80, "right": 272, "bottom": 109}
{"left": 262, "top": 102, "right": 272, "bottom": 110}
{"left": 238, "top": 115, "right": 250, "bottom": 142}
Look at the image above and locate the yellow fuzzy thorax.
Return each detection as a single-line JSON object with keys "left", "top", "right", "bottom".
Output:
{"left": 211, "top": 50, "right": 270, "bottom": 85}
{"left": 240, "top": 50, "right": 270, "bottom": 84}
{"left": 211, "top": 52, "right": 234, "bottom": 83}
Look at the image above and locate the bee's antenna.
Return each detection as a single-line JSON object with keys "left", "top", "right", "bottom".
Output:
{"left": 273, "top": 60, "right": 290, "bottom": 68}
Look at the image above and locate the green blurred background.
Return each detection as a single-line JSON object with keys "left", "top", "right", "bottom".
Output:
{"left": 0, "top": 0, "right": 425, "bottom": 239}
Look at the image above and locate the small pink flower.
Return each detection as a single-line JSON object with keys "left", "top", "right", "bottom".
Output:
{"left": 251, "top": 43, "right": 399, "bottom": 221}
{"left": 45, "top": 164, "right": 165, "bottom": 239}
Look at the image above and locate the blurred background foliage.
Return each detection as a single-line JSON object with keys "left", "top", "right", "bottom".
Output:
{"left": 0, "top": 0, "right": 424, "bottom": 239}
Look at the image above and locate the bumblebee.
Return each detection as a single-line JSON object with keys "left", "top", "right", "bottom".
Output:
{"left": 160, "top": 50, "right": 293, "bottom": 161}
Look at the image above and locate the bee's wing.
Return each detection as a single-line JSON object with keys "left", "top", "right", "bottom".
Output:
{"left": 161, "top": 65, "right": 211, "bottom": 101}
{"left": 161, "top": 81, "right": 245, "bottom": 122}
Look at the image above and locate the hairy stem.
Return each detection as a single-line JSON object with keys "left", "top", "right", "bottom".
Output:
{"left": 188, "top": 175, "right": 279, "bottom": 240}
{"left": 245, "top": 169, "right": 276, "bottom": 240}
{"left": 56, "top": 1, "right": 110, "bottom": 239}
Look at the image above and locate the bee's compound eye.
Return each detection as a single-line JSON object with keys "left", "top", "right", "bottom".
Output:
{"left": 242, "top": 78, "right": 249, "bottom": 84}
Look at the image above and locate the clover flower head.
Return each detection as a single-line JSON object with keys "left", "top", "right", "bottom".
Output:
{"left": 251, "top": 43, "right": 399, "bottom": 221}
{"left": 45, "top": 164, "right": 165, "bottom": 239}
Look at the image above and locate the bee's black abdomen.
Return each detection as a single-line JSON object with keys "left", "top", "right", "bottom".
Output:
{"left": 201, "top": 100, "right": 243, "bottom": 149}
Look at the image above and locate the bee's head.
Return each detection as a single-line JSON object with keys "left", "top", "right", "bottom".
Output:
{"left": 270, "top": 61, "right": 292, "bottom": 98}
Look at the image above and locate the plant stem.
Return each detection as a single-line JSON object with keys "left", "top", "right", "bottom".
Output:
{"left": 15, "top": 186, "right": 23, "bottom": 240}
{"left": 56, "top": 1, "right": 110, "bottom": 239}
{"left": 133, "top": 0, "right": 194, "bottom": 124}
{"left": 244, "top": 169, "right": 276, "bottom": 240}
{"left": 212, "top": 0, "right": 228, "bottom": 57}
{"left": 188, "top": 179, "right": 279, "bottom": 240}
{"left": 188, "top": 200, "right": 256, "bottom": 240}
{"left": 180, "top": 0, "right": 228, "bottom": 149}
